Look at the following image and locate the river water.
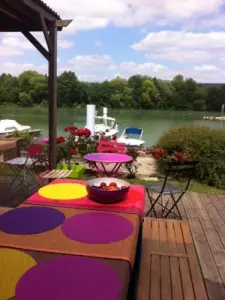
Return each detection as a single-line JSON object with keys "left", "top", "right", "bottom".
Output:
{"left": 1, "top": 107, "right": 224, "bottom": 146}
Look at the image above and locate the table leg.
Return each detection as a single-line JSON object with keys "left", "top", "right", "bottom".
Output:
{"left": 100, "top": 162, "right": 122, "bottom": 177}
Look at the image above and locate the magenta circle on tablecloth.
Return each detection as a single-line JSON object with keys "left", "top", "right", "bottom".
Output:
{"left": 84, "top": 153, "right": 132, "bottom": 163}
{"left": 61, "top": 212, "right": 133, "bottom": 244}
{"left": 0, "top": 206, "right": 65, "bottom": 235}
{"left": 16, "top": 256, "right": 121, "bottom": 300}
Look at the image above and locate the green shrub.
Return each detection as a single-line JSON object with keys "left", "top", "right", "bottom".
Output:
{"left": 157, "top": 125, "right": 225, "bottom": 189}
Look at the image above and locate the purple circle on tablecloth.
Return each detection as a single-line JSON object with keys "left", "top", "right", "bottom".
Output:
{"left": 84, "top": 153, "right": 132, "bottom": 163}
{"left": 16, "top": 256, "right": 121, "bottom": 300}
{"left": 61, "top": 212, "right": 133, "bottom": 244}
{"left": 0, "top": 206, "right": 65, "bottom": 235}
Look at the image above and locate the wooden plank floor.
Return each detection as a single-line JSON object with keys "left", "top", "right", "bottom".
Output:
{"left": 137, "top": 218, "right": 208, "bottom": 300}
{"left": 183, "top": 193, "right": 225, "bottom": 300}
{"left": 144, "top": 192, "right": 225, "bottom": 300}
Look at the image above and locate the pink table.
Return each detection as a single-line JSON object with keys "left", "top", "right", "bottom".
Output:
{"left": 25, "top": 179, "right": 145, "bottom": 219}
{"left": 84, "top": 153, "right": 133, "bottom": 177}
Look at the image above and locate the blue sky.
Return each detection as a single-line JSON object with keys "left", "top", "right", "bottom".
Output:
{"left": 1, "top": 0, "right": 225, "bottom": 82}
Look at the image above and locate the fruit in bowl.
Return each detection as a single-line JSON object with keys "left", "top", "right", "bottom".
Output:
{"left": 86, "top": 178, "right": 130, "bottom": 204}
{"left": 93, "top": 181, "right": 123, "bottom": 191}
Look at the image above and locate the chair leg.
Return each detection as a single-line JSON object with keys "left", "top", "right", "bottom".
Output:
{"left": 145, "top": 189, "right": 160, "bottom": 218}
{"left": 164, "top": 192, "right": 184, "bottom": 219}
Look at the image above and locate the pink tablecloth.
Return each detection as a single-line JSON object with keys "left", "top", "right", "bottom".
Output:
{"left": 25, "top": 179, "right": 145, "bottom": 219}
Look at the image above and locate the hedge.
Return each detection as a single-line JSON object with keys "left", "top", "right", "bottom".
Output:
{"left": 157, "top": 125, "right": 225, "bottom": 189}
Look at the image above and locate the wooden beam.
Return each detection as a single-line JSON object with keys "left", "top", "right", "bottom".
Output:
{"left": 48, "top": 23, "right": 58, "bottom": 169}
{"left": 56, "top": 19, "right": 73, "bottom": 28}
{"left": 40, "top": 14, "right": 52, "bottom": 52}
{"left": 22, "top": 31, "right": 50, "bottom": 61}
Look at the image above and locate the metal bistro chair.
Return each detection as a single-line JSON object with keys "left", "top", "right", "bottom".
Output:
{"left": 5, "top": 144, "right": 48, "bottom": 196}
{"left": 145, "top": 160, "right": 198, "bottom": 219}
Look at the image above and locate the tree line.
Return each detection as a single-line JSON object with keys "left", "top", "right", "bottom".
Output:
{"left": 0, "top": 70, "right": 224, "bottom": 111}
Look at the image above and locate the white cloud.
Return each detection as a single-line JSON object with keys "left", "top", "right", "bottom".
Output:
{"left": 0, "top": 33, "right": 74, "bottom": 58}
{"left": 58, "top": 40, "right": 74, "bottom": 48}
{"left": 193, "top": 64, "right": 220, "bottom": 72}
{"left": 0, "top": 62, "right": 47, "bottom": 76}
{"left": 132, "top": 31, "right": 225, "bottom": 63}
{"left": 78, "top": 74, "right": 108, "bottom": 82}
{"left": 68, "top": 55, "right": 112, "bottom": 71}
{"left": 2, "top": 37, "right": 33, "bottom": 50}
{"left": 44, "top": 0, "right": 225, "bottom": 33}
{"left": 0, "top": 45, "right": 23, "bottom": 58}
{"left": 2, "top": 58, "right": 225, "bottom": 83}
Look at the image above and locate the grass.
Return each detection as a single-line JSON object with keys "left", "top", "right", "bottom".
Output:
{"left": 1, "top": 166, "right": 225, "bottom": 195}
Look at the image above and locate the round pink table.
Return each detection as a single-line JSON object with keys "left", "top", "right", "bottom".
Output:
{"left": 84, "top": 153, "right": 133, "bottom": 177}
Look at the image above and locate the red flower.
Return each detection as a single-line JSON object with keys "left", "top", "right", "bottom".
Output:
{"left": 158, "top": 150, "right": 165, "bottom": 157}
{"left": 64, "top": 127, "right": 69, "bottom": 132}
{"left": 182, "top": 157, "right": 188, "bottom": 162}
{"left": 69, "top": 149, "right": 77, "bottom": 155}
{"left": 68, "top": 126, "right": 77, "bottom": 132}
{"left": 56, "top": 136, "right": 65, "bottom": 144}
{"left": 84, "top": 128, "right": 91, "bottom": 137}
{"left": 175, "top": 152, "right": 182, "bottom": 159}
{"left": 112, "top": 135, "right": 117, "bottom": 141}
{"left": 76, "top": 129, "right": 83, "bottom": 136}
{"left": 189, "top": 152, "right": 194, "bottom": 158}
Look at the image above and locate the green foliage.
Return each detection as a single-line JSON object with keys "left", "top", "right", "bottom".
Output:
{"left": 157, "top": 125, "right": 225, "bottom": 189}
{"left": 0, "top": 70, "right": 225, "bottom": 111}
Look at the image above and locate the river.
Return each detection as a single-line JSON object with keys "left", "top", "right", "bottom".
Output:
{"left": 1, "top": 107, "right": 224, "bottom": 146}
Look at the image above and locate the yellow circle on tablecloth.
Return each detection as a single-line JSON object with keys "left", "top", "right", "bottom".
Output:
{"left": 38, "top": 183, "right": 88, "bottom": 200}
{"left": 0, "top": 248, "right": 36, "bottom": 299}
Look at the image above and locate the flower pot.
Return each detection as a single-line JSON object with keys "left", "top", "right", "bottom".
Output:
{"left": 56, "top": 164, "right": 85, "bottom": 179}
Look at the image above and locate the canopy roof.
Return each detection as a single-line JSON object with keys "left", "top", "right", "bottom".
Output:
{"left": 0, "top": 0, "right": 70, "bottom": 32}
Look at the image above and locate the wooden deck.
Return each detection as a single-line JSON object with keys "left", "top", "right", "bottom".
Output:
{"left": 141, "top": 192, "right": 225, "bottom": 300}
{"left": 137, "top": 218, "right": 208, "bottom": 300}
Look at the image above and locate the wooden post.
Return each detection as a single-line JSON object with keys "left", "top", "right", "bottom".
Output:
{"left": 48, "top": 22, "right": 57, "bottom": 169}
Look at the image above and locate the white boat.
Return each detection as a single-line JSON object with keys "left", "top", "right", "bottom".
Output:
{"left": 0, "top": 119, "right": 41, "bottom": 138}
{"left": 95, "top": 108, "right": 119, "bottom": 137}
{"left": 117, "top": 127, "right": 145, "bottom": 147}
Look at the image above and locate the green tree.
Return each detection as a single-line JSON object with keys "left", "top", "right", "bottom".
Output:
{"left": 0, "top": 73, "right": 18, "bottom": 105}
{"left": 58, "top": 71, "right": 80, "bottom": 107}
{"left": 17, "top": 71, "right": 48, "bottom": 106}
{"left": 140, "top": 78, "right": 158, "bottom": 109}
{"left": 128, "top": 75, "right": 144, "bottom": 108}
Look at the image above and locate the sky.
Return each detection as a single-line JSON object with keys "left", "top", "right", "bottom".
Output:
{"left": 1, "top": 0, "right": 225, "bottom": 82}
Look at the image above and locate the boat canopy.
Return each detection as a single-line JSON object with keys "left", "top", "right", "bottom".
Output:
{"left": 124, "top": 127, "right": 143, "bottom": 136}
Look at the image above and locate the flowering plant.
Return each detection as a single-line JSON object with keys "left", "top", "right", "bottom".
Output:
{"left": 56, "top": 125, "right": 97, "bottom": 167}
{"left": 146, "top": 145, "right": 194, "bottom": 163}
{"left": 40, "top": 126, "right": 97, "bottom": 168}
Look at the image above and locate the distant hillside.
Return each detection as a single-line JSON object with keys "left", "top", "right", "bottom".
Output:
{"left": 200, "top": 83, "right": 224, "bottom": 88}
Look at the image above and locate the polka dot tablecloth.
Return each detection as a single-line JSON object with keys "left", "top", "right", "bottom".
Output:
{"left": 0, "top": 206, "right": 65, "bottom": 235}
{"left": 25, "top": 179, "right": 145, "bottom": 218}
{"left": 38, "top": 183, "right": 88, "bottom": 200}
{"left": 0, "top": 248, "right": 36, "bottom": 300}
{"left": 16, "top": 256, "right": 121, "bottom": 300}
{"left": 62, "top": 212, "right": 134, "bottom": 244}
